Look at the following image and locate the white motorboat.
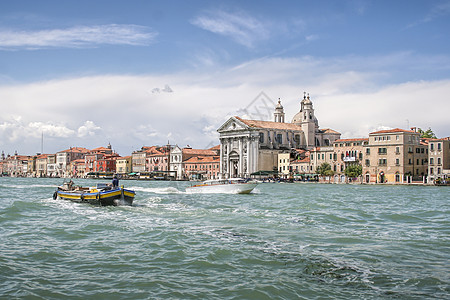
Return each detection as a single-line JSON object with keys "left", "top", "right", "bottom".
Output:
{"left": 185, "top": 178, "right": 258, "bottom": 194}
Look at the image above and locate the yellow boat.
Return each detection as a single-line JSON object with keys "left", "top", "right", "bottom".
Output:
{"left": 53, "top": 181, "right": 135, "bottom": 206}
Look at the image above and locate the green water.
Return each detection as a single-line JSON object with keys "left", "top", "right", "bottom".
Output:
{"left": 0, "top": 177, "right": 449, "bottom": 299}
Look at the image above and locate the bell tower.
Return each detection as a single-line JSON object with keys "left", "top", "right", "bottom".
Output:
{"left": 274, "top": 98, "right": 285, "bottom": 123}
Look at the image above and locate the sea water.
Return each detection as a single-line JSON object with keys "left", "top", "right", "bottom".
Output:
{"left": 0, "top": 177, "right": 448, "bottom": 299}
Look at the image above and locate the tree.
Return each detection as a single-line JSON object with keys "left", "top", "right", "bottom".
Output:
{"left": 417, "top": 127, "right": 437, "bottom": 139}
{"left": 316, "top": 162, "right": 334, "bottom": 182}
{"left": 344, "top": 164, "right": 362, "bottom": 179}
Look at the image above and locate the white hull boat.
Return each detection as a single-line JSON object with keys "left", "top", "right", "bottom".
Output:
{"left": 186, "top": 178, "right": 258, "bottom": 194}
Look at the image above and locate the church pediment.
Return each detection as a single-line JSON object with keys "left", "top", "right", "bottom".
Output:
{"left": 217, "top": 117, "right": 250, "bottom": 133}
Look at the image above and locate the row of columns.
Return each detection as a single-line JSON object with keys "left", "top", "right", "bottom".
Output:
{"left": 220, "top": 135, "right": 258, "bottom": 178}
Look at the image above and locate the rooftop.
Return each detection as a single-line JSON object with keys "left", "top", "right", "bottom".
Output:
{"left": 370, "top": 128, "right": 416, "bottom": 135}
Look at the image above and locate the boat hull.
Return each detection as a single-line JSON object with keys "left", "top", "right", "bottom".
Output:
{"left": 186, "top": 182, "right": 258, "bottom": 194}
{"left": 56, "top": 188, "right": 135, "bottom": 206}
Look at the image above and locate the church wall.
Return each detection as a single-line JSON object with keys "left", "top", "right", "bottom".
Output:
{"left": 258, "top": 150, "right": 280, "bottom": 172}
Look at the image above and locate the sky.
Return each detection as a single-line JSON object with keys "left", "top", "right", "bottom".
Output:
{"left": 0, "top": 0, "right": 449, "bottom": 156}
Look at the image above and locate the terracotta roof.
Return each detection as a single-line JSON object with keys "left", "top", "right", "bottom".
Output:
{"left": 209, "top": 145, "right": 220, "bottom": 150}
{"left": 370, "top": 128, "right": 415, "bottom": 135}
{"left": 235, "top": 116, "right": 302, "bottom": 131}
{"left": 59, "top": 147, "right": 90, "bottom": 153}
{"left": 291, "top": 157, "right": 310, "bottom": 163}
{"left": 148, "top": 152, "right": 167, "bottom": 157}
{"left": 319, "top": 128, "right": 341, "bottom": 134}
{"left": 428, "top": 137, "right": 450, "bottom": 141}
{"left": 182, "top": 148, "right": 217, "bottom": 156}
{"left": 184, "top": 156, "right": 220, "bottom": 163}
{"left": 118, "top": 156, "right": 132, "bottom": 159}
{"left": 71, "top": 159, "right": 85, "bottom": 164}
{"left": 334, "top": 138, "right": 368, "bottom": 142}
{"left": 92, "top": 147, "right": 111, "bottom": 151}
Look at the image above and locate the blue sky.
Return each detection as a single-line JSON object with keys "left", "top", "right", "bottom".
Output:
{"left": 1, "top": 0, "right": 449, "bottom": 156}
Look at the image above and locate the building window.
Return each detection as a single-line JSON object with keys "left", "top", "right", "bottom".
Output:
{"left": 437, "top": 167, "right": 441, "bottom": 174}
{"left": 430, "top": 143, "right": 434, "bottom": 151}
{"left": 430, "top": 158, "right": 434, "bottom": 164}
{"left": 378, "top": 159, "right": 387, "bottom": 166}
{"left": 438, "top": 158, "right": 441, "bottom": 165}
{"left": 408, "top": 158, "right": 412, "bottom": 165}
{"left": 366, "top": 148, "right": 370, "bottom": 155}
{"left": 408, "top": 147, "right": 413, "bottom": 153}
{"left": 276, "top": 133, "right": 283, "bottom": 144}
{"left": 395, "top": 158, "right": 399, "bottom": 165}
{"left": 378, "top": 148, "right": 387, "bottom": 154}
{"left": 395, "top": 147, "right": 400, "bottom": 154}
{"left": 437, "top": 143, "right": 442, "bottom": 151}
{"left": 430, "top": 167, "right": 434, "bottom": 174}
{"left": 259, "top": 133, "right": 264, "bottom": 143}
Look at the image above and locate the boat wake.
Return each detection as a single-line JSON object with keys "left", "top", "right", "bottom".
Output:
{"left": 132, "top": 186, "right": 184, "bottom": 194}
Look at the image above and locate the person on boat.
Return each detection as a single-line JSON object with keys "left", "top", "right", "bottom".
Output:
{"left": 112, "top": 175, "right": 119, "bottom": 188}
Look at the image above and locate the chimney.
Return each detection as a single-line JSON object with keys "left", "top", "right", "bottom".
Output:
{"left": 410, "top": 127, "right": 417, "bottom": 132}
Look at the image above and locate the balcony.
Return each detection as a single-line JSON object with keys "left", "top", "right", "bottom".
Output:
{"left": 343, "top": 157, "right": 357, "bottom": 162}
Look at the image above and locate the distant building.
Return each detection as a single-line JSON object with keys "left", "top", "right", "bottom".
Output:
{"left": 170, "top": 146, "right": 219, "bottom": 180}
{"left": 184, "top": 155, "right": 220, "bottom": 180}
{"left": 46, "top": 154, "right": 57, "bottom": 177}
{"left": 56, "top": 147, "right": 90, "bottom": 177}
{"left": 428, "top": 137, "right": 450, "bottom": 183}
{"left": 363, "top": 128, "right": 428, "bottom": 184}
{"left": 116, "top": 156, "right": 132, "bottom": 175}
{"left": 218, "top": 94, "right": 340, "bottom": 178}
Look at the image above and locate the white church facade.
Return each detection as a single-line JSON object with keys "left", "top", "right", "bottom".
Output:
{"left": 217, "top": 93, "right": 341, "bottom": 178}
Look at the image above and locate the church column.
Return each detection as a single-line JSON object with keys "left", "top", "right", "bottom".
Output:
{"left": 228, "top": 138, "right": 232, "bottom": 178}
{"left": 239, "top": 138, "right": 243, "bottom": 177}
{"left": 246, "top": 137, "right": 250, "bottom": 177}
{"left": 219, "top": 140, "right": 223, "bottom": 178}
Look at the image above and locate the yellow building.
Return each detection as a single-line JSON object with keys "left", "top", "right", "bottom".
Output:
{"left": 116, "top": 156, "right": 132, "bottom": 175}
{"left": 363, "top": 128, "right": 428, "bottom": 184}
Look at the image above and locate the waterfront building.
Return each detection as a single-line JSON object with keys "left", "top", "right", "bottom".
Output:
{"left": 95, "top": 153, "right": 120, "bottom": 173}
{"left": 56, "top": 147, "right": 90, "bottom": 177}
{"left": 184, "top": 155, "right": 220, "bottom": 180}
{"left": 36, "top": 154, "right": 49, "bottom": 177}
{"left": 5, "top": 154, "right": 29, "bottom": 177}
{"left": 290, "top": 152, "right": 313, "bottom": 177}
{"left": 116, "top": 156, "right": 132, "bottom": 175}
{"left": 26, "top": 155, "right": 37, "bottom": 177}
{"left": 427, "top": 137, "right": 450, "bottom": 183}
{"left": 218, "top": 94, "right": 340, "bottom": 178}
{"left": 46, "top": 154, "right": 57, "bottom": 177}
{"left": 278, "top": 152, "right": 291, "bottom": 176}
{"left": 362, "top": 128, "right": 428, "bottom": 184}
{"left": 147, "top": 147, "right": 170, "bottom": 174}
{"left": 170, "top": 146, "right": 219, "bottom": 180}
{"left": 331, "top": 138, "right": 368, "bottom": 181}
{"left": 310, "top": 146, "right": 335, "bottom": 172}
{"left": 69, "top": 159, "right": 87, "bottom": 178}
{"left": 131, "top": 146, "right": 165, "bottom": 173}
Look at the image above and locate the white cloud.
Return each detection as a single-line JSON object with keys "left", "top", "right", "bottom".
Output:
{"left": 191, "top": 9, "right": 269, "bottom": 48}
{"left": 77, "top": 121, "right": 101, "bottom": 138}
{"left": 0, "top": 24, "right": 157, "bottom": 50}
{"left": 0, "top": 54, "right": 449, "bottom": 155}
